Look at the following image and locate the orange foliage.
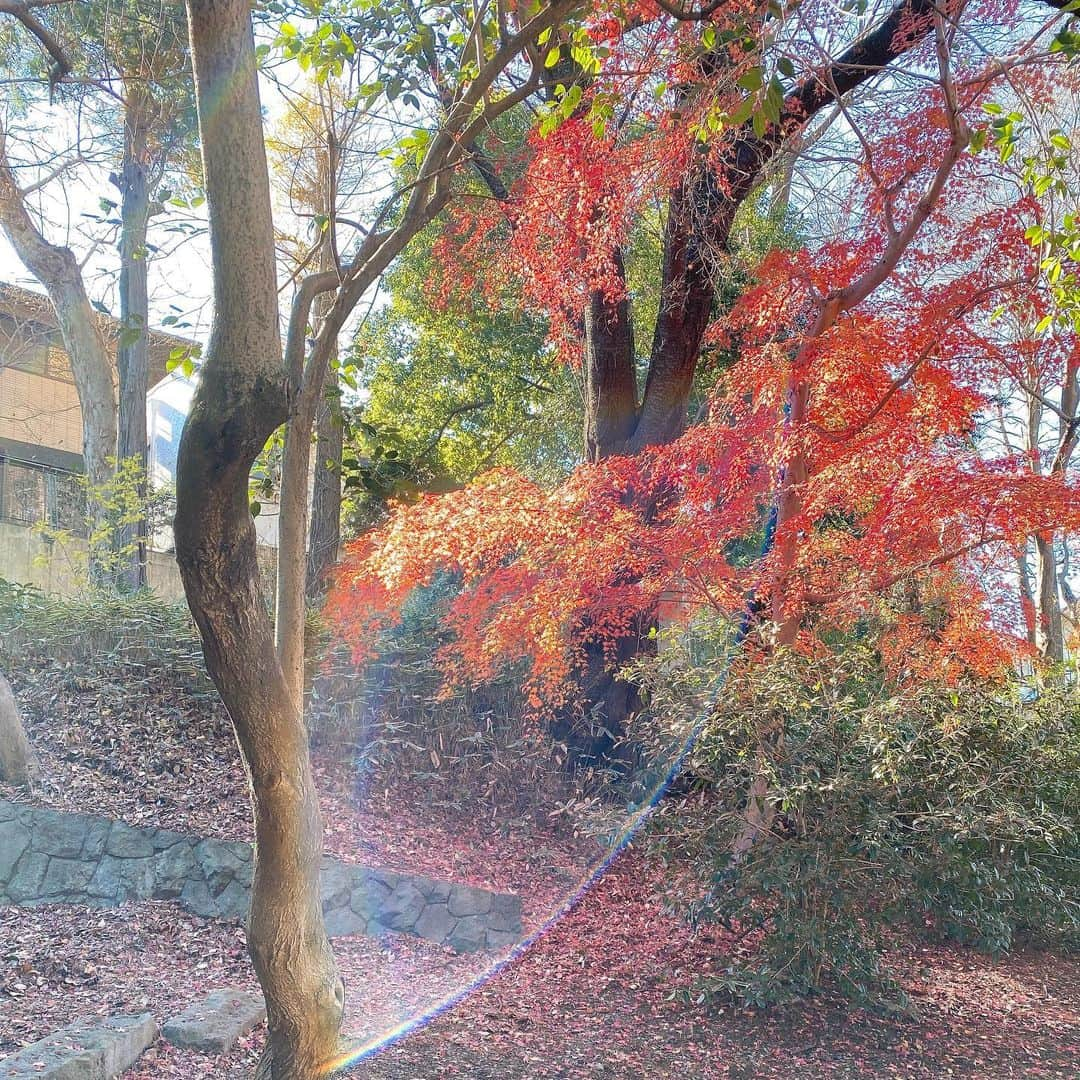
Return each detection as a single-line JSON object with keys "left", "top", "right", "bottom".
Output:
{"left": 329, "top": 17, "right": 1080, "bottom": 710}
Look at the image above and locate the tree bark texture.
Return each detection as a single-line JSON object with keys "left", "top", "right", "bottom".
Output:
{"left": 177, "top": 2, "right": 343, "bottom": 1075}
{"left": 0, "top": 126, "right": 117, "bottom": 496}
{"left": 1035, "top": 533, "right": 1065, "bottom": 663}
{"left": 579, "top": 0, "right": 998, "bottom": 460}
{"left": 306, "top": 381, "right": 343, "bottom": 599}
{"left": 116, "top": 85, "right": 153, "bottom": 591}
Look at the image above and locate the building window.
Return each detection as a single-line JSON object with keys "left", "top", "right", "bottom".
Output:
{"left": 0, "top": 456, "right": 86, "bottom": 535}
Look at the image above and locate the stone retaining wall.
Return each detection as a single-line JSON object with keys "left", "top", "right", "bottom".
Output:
{"left": 0, "top": 798, "right": 521, "bottom": 952}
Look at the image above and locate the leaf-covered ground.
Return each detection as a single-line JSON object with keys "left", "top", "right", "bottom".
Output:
{"left": 2, "top": 658, "right": 590, "bottom": 919}
{"left": 4, "top": 857, "right": 1078, "bottom": 1078}
{"left": 2, "top": 658, "right": 1078, "bottom": 1077}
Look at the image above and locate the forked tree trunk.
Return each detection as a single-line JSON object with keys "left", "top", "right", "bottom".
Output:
{"left": 176, "top": 2, "right": 343, "bottom": 1075}
{"left": 116, "top": 85, "right": 153, "bottom": 592}
{"left": 0, "top": 671, "right": 37, "bottom": 788}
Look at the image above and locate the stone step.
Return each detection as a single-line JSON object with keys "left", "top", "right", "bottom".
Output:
{"left": 0, "top": 1013, "right": 157, "bottom": 1080}
{"left": 161, "top": 987, "right": 266, "bottom": 1054}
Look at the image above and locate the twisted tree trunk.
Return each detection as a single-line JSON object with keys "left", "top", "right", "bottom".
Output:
{"left": 176, "top": 2, "right": 343, "bottom": 1074}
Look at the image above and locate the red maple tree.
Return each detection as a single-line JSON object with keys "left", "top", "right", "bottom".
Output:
{"left": 328, "top": 0, "right": 1080, "bottom": 712}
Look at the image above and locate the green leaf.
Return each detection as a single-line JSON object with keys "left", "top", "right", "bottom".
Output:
{"left": 737, "top": 66, "right": 763, "bottom": 92}
{"left": 728, "top": 95, "right": 755, "bottom": 127}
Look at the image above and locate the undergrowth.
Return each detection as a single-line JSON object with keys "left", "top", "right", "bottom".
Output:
{"left": 631, "top": 624, "right": 1080, "bottom": 1010}
{"left": 0, "top": 578, "right": 578, "bottom": 823}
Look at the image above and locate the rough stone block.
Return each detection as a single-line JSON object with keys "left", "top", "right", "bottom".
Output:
{"left": 111, "top": 855, "right": 156, "bottom": 900}
{"left": 73, "top": 1014, "right": 158, "bottom": 1076}
{"left": 194, "top": 838, "right": 252, "bottom": 878}
{"left": 319, "top": 862, "right": 355, "bottom": 909}
{"left": 447, "top": 914, "right": 488, "bottom": 953}
{"left": 0, "top": 817, "right": 30, "bottom": 880}
{"left": 6, "top": 849, "right": 48, "bottom": 903}
{"left": 324, "top": 904, "right": 367, "bottom": 937}
{"left": 381, "top": 881, "right": 427, "bottom": 932}
{"left": 205, "top": 868, "right": 236, "bottom": 899}
{"left": 366, "top": 868, "right": 401, "bottom": 893}
{"left": 487, "top": 892, "right": 523, "bottom": 933}
{"left": 80, "top": 820, "right": 111, "bottom": 860}
{"left": 427, "top": 881, "right": 452, "bottom": 903}
{"left": 213, "top": 878, "right": 249, "bottom": 920}
{"left": 162, "top": 988, "right": 266, "bottom": 1054}
{"left": 85, "top": 855, "right": 125, "bottom": 902}
{"left": 447, "top": 884, "right": 492, "bottom": 918}
{"left": 485, "top": 928, "right": 521, "bottom": 951}
{"left": 0, "top": 798, "right": 18, "bottom": 821}
{"left": 150, "top": 827, "right": 189, "bottom": 851}
{"left": 40, "top": 857, "right": 96, "bottom": 897}
{"left": 104, "top": 822, "right": 156, "bottom": 859}
{"left": 413, "top": 902, "right": 457, "bottom": 945}
{"left": 150, "top": 842, "right": 197, "bottom": 897}
{"left": 31, "top": 811, "right": 88, "bottom": 859}
{"left": 0, "top": 1012, "right": 156, "bottom": 1079}
{"left": 178, "top": 877, "right": 218, "bottom": 918}
{"left": 350, "top": 873, "right": 392, "bottom": 917}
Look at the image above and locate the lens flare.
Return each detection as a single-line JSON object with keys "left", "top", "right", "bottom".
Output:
{"left": 322, "top": 626, "right": 740, "bottom": 1075}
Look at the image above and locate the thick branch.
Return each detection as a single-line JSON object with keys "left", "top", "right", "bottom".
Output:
{"left": 0, "top": 0, "right": 73, "bottom": 81}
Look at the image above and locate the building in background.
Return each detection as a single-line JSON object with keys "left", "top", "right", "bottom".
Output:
{"left": 0, "top": 282, "right": 284, "bottom": 596}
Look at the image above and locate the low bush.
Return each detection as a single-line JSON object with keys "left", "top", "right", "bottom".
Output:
{"left": 632, "top": 623, "right": 1080, "bottom": 1008}
{"left": 0, "top": 578, "right": 209, "bottom": 692}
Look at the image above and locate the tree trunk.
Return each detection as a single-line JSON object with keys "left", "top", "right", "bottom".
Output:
{"left": 1017, "top": 551, "right": 1037, "bottom": 647}
{"left": 116, "top": 85, "right": 153, "bottom": 592}
{"left": 278, "top": 141, "right": 341, "bottom": 707}
{"left": 1034, "top": 533, "right": 1064, "bottom": 663}
{"left": 0, "top": 670, "right": 36, "bottom": 788}
{"left": 583, "top": 251, "right": 638, "bottom": 461}
{"left": 772, "top": 369, "right": 812, "bottom": 647}
{"left": 276, "top": 404, "right": 312, "bottom": 713}
{"left": 305, "top": 382, "right": 343, "bottom": 599}
{"left": 0, "top": 127, "right": 117, "bottom": 503}
{"left": 178, "top": 2, "right": 343, "bottom": 1074}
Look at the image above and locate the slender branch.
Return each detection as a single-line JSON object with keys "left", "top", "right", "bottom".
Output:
{"left": 811, "top": 280, "right": 1025, "bottom": 442}
{"left": 802, "top": 535, "right": 1007, "bottom": 606}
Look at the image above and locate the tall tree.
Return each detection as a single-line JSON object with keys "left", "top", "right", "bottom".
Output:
{"left": 175, "top": 0, "right": 588, "bottom": 1071}
{"left": 327, "top": 0, "right": 1080, "bottom": 837}
{"left": 1, "top": 0, "right": 197, "bottom": 587}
